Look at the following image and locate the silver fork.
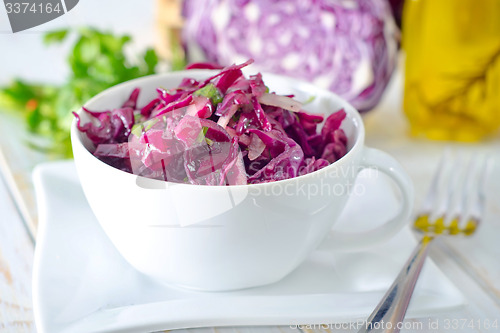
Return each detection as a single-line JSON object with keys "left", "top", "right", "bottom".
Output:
{"left": 357, "top": 150, "right": 489, "bottom": 333}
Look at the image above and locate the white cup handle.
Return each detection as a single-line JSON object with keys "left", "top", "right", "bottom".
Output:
{"left": 319, "top": 147, "right": 414, "bottom": 252}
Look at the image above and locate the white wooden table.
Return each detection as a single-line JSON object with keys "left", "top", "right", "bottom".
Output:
{"left": 1, "top": 65, "right": 500, "bottom": 332}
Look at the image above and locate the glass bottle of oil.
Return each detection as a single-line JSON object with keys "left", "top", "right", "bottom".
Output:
{"left": 403, "top": 0, "right": 500, "bottom": 141}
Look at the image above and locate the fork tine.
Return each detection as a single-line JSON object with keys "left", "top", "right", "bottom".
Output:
{"left": 415, "top": 150, "right": 449, "bottom": 226}
{"left": 462, "top": 155, "right": 490, "bottom": 235}
{"left": 442, "top": 152, "right": 467, "bottom": 234}
{"left": 423, "top": 149, "right": 449, "bottom": 213}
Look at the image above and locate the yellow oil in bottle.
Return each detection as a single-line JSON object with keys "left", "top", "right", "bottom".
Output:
{"left": 403, "top": 0, "right": 500, "bottom": 141}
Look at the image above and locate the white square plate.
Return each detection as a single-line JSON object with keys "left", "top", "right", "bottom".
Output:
{"left": 32, "top": 161, "right": 465, "bottom": 333}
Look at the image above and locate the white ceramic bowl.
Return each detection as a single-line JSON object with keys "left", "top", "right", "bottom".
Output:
{"left": 71, "top": 70, "right": 413, "bottom": 291}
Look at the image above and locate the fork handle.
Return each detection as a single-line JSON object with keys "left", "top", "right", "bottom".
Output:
{"left": 357, "top": 236, "right": 434, "bottom": 333}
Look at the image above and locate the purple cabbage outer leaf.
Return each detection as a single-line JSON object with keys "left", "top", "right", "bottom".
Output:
{"left": 247, "top": 134, "right": 304, "bottom": 184}
{"left": 179, "top": 78, "right": 201, "bottom": 90}
{"left": 297, "top": 111, "right": 324, "bottom": 135}
{"left": 73, "top": 106, "right": 134, "bottom": 146}
{"left": 246, "top": 128, "right": 305, "bottom": 183}
{"left": 74, "top": 61, "right": 349, "bottom": 185}
{"left": 299, "top": 157, "right": 331, "bottom": 176}
{"left": 247, "top": 132, "right": 266, "bottom": 161}
{"left": 322, "top": 138, "right": 347, "bottom": 163}
{"left": 320, "top": 109, "right": 347, "bottom": 163}
{"left": 251, "top": 96, "right": 272, "bottom": 132}
{"left": 321, "top": 108, "right": 346, "bottom": 139}
{"left": 181, "top": 0, "right": 399, "bottom": 112}
{"left": 185, "top": 62, "right": 224, "bottom": 70}
{"left": 248, "top": 129, "right": 288, "bottom": 159}
{"left": 249, "top": 73, "right": 266, "bottom": 98}
{"left": 219, "top": 137, "right": 247, "bottom": 185}
{"left": 122, "top": 88, "right": 140, "bottom": 109}
{"left": 200, "top": 59, "right": 254, "bottom": 88}
{"left": 177, "top": 117, "right": 234, "bottom": 185}
{"left": 140, "top": 98, "right": 160, "bottom": 117}
{"left": 185, "top": 96, "right": 213, "bottom": 119}
{"left": 216, "top": 67, "right": 244, "bottom": 94}
{"left": 154, "top": 95, "right": 194, "bottom": 117}
{"left": 94, "top": 142, "right": 130, "bottom": 159}
{"left": 131, "top": 117, "right": 188, "bottom": 182}
{"left": 215, "top": 90, "right": 250, "bottom": 128}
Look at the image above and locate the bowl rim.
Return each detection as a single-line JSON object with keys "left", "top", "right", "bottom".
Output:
{"left": 70, "top": 70, "right": 366, "bottom": 189}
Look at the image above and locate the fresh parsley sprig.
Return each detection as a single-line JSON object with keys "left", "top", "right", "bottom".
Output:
{"left": 0, "top": 27, "right": 159, "bottom": 158}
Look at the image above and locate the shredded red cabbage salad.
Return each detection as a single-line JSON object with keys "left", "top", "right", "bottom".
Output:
{"left": 74, "top": 61, "right": 348, "bottom": 185}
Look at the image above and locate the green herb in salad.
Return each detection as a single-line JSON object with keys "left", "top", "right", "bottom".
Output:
{"left": 193, "top": 83, "right": 223, "bottom": 106}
